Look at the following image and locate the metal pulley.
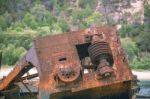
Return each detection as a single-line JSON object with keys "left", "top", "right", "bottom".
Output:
{"left": 95, "top": 59, "right": 114, "bottom": 79}
{"left": 88, "top": 41, "right": 114, "bottom": 66}
{"left": 88, "top": 40, "right": 114, "bottom": 79}
{"left": 57, "top": 64, "right": 80, "bottom": 83}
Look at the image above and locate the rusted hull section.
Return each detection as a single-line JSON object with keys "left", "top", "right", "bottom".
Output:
{"left": 35, "top": 26, "right": 133, "bottom": 95}
{"left": 51, "top": 81, "right": 132, "bottom": 99}
{"left": 0, "top": 26, "right": 138, "bottom": 99}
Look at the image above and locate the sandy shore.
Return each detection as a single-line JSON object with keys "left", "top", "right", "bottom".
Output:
{"left": 132, "top": 70, "right": 150, "bottom": 80}
{"left": 0, "top": 67, "right": 150, "bottom": 80}
{"left": 0, "top": 67, "right": 13, "bottom": 79}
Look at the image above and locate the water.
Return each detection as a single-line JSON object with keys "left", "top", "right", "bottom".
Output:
{"left": 138, "top": 80, "right": 150, "bottom": 96}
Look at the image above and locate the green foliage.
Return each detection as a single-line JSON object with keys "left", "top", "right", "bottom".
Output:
{"left": 0, "top": 12, "right": 12, "bottom": 30}
{"left": 131, "top": 58, "right": 150, "bottom": 69}
{"left": 84, "top": 12, "right": 102, "bottom": 26}
{"left": 70, "top": 5, "right": 102, "bottom": 29}
{"left": 2, "top": 44, "right": 26, "bottom": 65}
{"left": 119, "top": 22, "right": 150, "bottom": 52}
{"left": 0, "top": 0, "right": 9, "bottom": 14}
{"left": 0, "top": 15, "right": 8, "bottom": 30}
{"left": 79, "top": 0, "right": 96, "bottom": 9}
{"left": 51, "top": 22, "right": 63, "bottom": 33}
{"left": 23, "top": 13, "right": 38, "bottom": 29}
{"left": 136, "top": 32, "right": 150, "bottom": 51}
{"left": 121, "top": 37, "right": 150, "bottom": 70}
{"left": 119, "top": 4, "right": 150, "bottom": 69}
{"left": 30, "top": 4, "right": 47, "bottom": 22}
{"left": 119, "top": 24, "right": 144, "bottom": 38}
{"left": 0, "top": 0, "right": 149, "bottom": 70}
{"left": 121, "top": 38, "right": 139, "bottom": 63}
{"left": 144, "top": 5, "right": 150, "bottom": 17}
{"left": 37, "top": 26, "right": 51, "bottom": 36}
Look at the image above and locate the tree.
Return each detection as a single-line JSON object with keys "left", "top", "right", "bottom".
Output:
{"left": 0, "top": 16, "right": 8, "bottom": 30}
{"left": 2, "top": 44, "right": 26, "bottom": 65}
{"left": 136, "top": 32, "right": 150, "bottom": 52}
{"left": 23, "top": 13, "right": 38, "bottom": 29}
{"left": 30, "top": 4, "right": 47, "bottom": 23}
{"left": 121, "top": 38, "right": 139, "bottom": 63}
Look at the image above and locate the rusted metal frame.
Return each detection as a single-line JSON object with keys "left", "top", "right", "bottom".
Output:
{"left": 19, "top": 72, "right": 36, "bottom": 98}
{"left": 20, "top": 80, "right": 32, "bottom": 93}
{"left": 0, "top": 63, "right": 33, "bottom": 91}
{"left": 0, "top": 45, "right": 40, "bottom": 91}
{"left": 14, "top": 72, "right": 39, "bottom": 83}
{"left": 20, "top": 73, "right": 39, "bottom": 81}
{"left": 0, "top": 65, "right": 24, "bottom": 91}
{"left": 0, "top": 26, "right": 136, "bottom": 98}
{"left": 20, "top": 80, "right": 36, "bottom": 98}
{"left": 14, "top": 64, "right": 33, "bottom": 82}
{"left": 35, "top": 26, "right": 133, "bottom": 91}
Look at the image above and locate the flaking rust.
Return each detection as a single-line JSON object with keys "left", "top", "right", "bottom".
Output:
{"left": 0, "top": 26, "right": 139, "bottom": 99}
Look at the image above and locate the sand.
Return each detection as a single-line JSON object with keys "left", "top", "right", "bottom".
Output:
{"left": 132, "top": 70, "right": 150, "bottom": 80}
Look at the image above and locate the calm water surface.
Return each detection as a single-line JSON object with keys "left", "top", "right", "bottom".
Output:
{"left": 139, "top": 80, "right": 150, "bottom": 96}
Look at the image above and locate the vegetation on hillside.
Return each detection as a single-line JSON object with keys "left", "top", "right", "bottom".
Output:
{"left": 0, "top": 0, "right": 150, "bottom": 69}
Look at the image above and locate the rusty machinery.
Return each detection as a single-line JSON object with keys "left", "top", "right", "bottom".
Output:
{"left": 0, "top": 26, "right": 139, "bottom": 99}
